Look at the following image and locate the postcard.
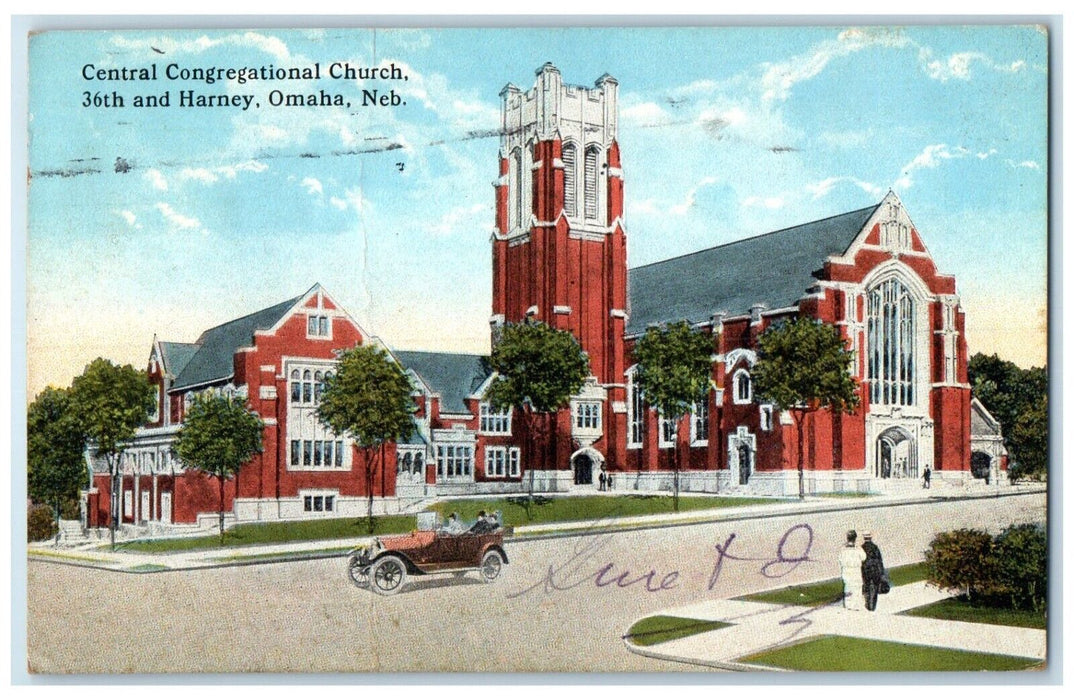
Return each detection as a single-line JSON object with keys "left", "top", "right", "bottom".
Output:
{"left": 22, "top": 24, "right": 1049, "bottom": 675}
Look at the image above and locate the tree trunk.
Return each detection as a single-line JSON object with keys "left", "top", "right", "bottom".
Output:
{"left": 366, "top": 448, "right": 376, "bottom": 534}
{"left": 673, "top": 416, "right": 681, "bottom": 512}
{"left": 218, "top": 472, "right": 226, "bottom": 542}
{"left": 109, "top": 457, "right": 118, "bottom": 551}
{"left": 795, "top": 410, "right": 807, "bottom": 500}
{"left": 53, "top": 497, "right": 61, "bottom": 546}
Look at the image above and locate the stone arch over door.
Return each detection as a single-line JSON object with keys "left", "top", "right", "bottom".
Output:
{"left": 875, "top": 426, "right": 917, "bottom": 479}
{"left": 570, "top": 447, "right": 604, "bottom": 486}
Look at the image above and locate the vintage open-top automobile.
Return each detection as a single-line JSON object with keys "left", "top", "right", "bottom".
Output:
{"left": 347, "top": 511, "right": 509, "bottom": 595}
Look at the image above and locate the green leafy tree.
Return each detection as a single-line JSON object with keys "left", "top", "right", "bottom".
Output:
{"left": 318, "top": 345, "right": 414, "bottom": 534}
{"left": 485, "top": 321, "right": 590, "bottom": 502}
{"left": 752, "top": 317, "right": 859, "bottom": 499}
{"left": 633, "top": 321, "right": 713, "bottom": 511}
{"left": 968, "top": 353, "right": 1048, "bottom": 481}
{"left": 924, "top": 528, "right": 1000, "bottom": 601}
{"left": 172, "top": 394, "right": 264, "bottom": 540}
{"left": 993, "top": 524, "right": 1047, "bottom": 612}
{"left": 28, "top": 386, "right": 88, "bottom": 543}
{"left": 69, "top": 358, "right": 156, "bottom": 549}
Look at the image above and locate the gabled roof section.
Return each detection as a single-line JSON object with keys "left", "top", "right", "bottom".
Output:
{"left": 158, "top": 341, "right": 200, "bottom": 379}
{"left": 394, "top": 351, "right": 491, "bottom": 415}
{"left": 172, "top": 293, "right": 303, "bottom": 391}
{"left": 626, "top": 203, "right": 881, "bottom": 333}
{"left": 970, "top": 396, "right": 1003, "bottom": 437}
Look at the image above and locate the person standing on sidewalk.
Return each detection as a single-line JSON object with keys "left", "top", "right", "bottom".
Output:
{"left": 839, "top": 530, "right": 866, "bottom": 611}
{"left": 861, "top": 532, "right": 886, "bottom": 612}
{"left": 923, "top": 467, "right": 931, "bottom": 489}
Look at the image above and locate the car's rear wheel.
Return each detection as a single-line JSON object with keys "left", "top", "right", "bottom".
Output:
{"left": 347, "top": 556, "right": 370, "bottom": 587}
{"left": 371, "top": 555, "right": 407, "bottom": 595}
{"left": 480, "top": 550, "right": 503, "bottom": 583}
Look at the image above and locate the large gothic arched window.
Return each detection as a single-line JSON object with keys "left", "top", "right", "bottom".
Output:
{"left": 867, "top": 278, "right": 916, "bottom": 406}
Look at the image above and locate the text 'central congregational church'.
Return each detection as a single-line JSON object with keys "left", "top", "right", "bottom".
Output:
{"left": 85, "top": 63, "right": 1006, "bottom": 530}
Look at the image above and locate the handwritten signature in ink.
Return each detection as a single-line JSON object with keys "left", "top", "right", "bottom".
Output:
{"left": 508, "top": 522, "right": 815, "bottom": 598}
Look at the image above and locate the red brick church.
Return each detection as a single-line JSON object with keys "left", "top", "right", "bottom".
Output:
{"left": 85, "top": 63, "right": 1000, "bottom": 530}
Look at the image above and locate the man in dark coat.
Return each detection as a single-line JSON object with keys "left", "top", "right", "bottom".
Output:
{"left": 861, "top": 532, "right": 885, "bottom": 612}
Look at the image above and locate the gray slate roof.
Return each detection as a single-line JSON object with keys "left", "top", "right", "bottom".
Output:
{"left": 394, "top": 350, "right": 491, "bottom": 415}
{"left": 158, "top": 342, "right": 200, "bottom": 379}
{"left": 626, "top": 204, "right": 879, "bottom": 333}
{"left": 970, "top": 398, "right": 1002, "bottom": 436}
{"left": 171, "top": 295, "right": 302, "bottom": 391}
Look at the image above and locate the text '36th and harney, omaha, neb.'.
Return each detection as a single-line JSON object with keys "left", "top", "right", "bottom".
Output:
{"left": 80, "top": 62, "right": 408, "bottom": 111}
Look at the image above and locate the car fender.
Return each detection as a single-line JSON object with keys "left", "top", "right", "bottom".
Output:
{"left": 371, "top": 550, "right": 426, "bottom": 575}
{"left": 482, "top": 543, "right": 509, "bottom": 565}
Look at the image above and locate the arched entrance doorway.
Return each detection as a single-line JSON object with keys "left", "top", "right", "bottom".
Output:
{"left": 875, "top": 427, "right": 917, "bottom": 479}
{"left": 570, "top": 448, "right": 603, "bottom": 486}
{"left": 971, "top": 451, "right": 992, "bottom": 483}
{"left": 738, "top": 444, "right": 752, "bottom": 485}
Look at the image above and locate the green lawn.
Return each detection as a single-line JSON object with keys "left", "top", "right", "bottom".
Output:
{"left": 111, "top": 494, "right": 775, "bottom": 553}
{"left": 430, "top": 494, "right": 776, "bottom": 527}
{"left": 902, "top": 597, "right": 1047, "bottom": 630}
{"left": 112, "top": 514, "right": 417, "bottom": 553}
{"left": 738, "top": 635, "right": 1040, "bottom": 671}
{"left": 625, "top": 616, "right": 732, "bottom": 647}
{"left": 739, "top": 562, "right": 930, "bottom": 605}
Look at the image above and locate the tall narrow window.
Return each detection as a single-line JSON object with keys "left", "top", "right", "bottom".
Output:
{"left": 510, "top": 147, "right": 523, "bottom": 230}
{"left": 691, "top": 399, "right": 710, "bottom": 445}
{"left": 584, "top": 146, "right": 600, "bottom": 220}
{"left": 628, "top": 373, "right": 645, "bottom": 448}
{"left": 562, "top": 143, "right": 577, "bottom": 217}
{"left": 867, "top": 278, "right": 916, "bottom": 406}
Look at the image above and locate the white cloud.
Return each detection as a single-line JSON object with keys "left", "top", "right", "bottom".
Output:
{"left": 145, "top": 168, "right": 168, "bottom": 191}
{"left": 217, "top": 160, "right": 268, "bottom": 178}
{"left": 894, "top": 144, "right": 968, "bottom": 190}
{"left": 302, "top": 177, "right": 324, "bottom": 196}
{"left": 977, "top": 148, "right": 999, "bottom": 160}
{"left": 741, "top": 195, "right": 786, "bottom": 210}
{"left": 428, "top": 203, "right": 489, "bottom": 236}
{"left": 111, "top": 30, "right": 292, "bottom": 62}
{"left": 180, "top": 167, "right": 218, "bottom": 184}
{"left": 330, "top": 187, "right": 371, "bottom": 213}
{"left": 670, "top": 176, "right": 718, "bottom": 216}
{"left": 621, "top": 101, "right": 672, "bottom": 127}
{"left": 154, "top": 202, "right": 201, "bottom": 230}
{"left": 117, "top": 210, "right": 140, "bottom": 229}
{"left": 760, "top": 27, "right": 910, "bottom": 102}
{"left": 805, "top": 176, "right": 884, "bottom": 200}
{"left": 921, "top": 51, "right": 986, "bottom": 82}
{"left": 1007, "top": 159, "right": 1041, "bottom": 170}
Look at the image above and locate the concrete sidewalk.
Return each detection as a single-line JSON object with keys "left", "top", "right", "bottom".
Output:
{"left": 26, "top": 485, "right": 1045, "bottom": 574}
{"left": 624, "top": 580, "right": 1047, "bottom": 671}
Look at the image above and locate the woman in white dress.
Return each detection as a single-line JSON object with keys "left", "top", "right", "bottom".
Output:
{"left": 839, "top": 529, "right": 866, "bottom": 610}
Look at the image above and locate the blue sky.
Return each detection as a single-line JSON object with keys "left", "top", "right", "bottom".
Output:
{"left": 26, "top": 25, "right": 1049, "bottom": 396}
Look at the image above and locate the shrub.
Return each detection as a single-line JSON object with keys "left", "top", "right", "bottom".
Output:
{"left": 60, "top": 497, "right": 81, "bottom": 520}
{"left": 924, "top": 529, "right": 1000, "bottom": 600}
{"left": 28, "top": 504, "right": 57, "bottom": 542}
{"left": 993, "top": 524, "right": 1047, "bottom": 612}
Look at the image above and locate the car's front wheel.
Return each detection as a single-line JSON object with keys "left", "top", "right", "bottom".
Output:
{"left": 371, "top": 555, "right": 407, "bottom": 595}
{"left": 346, "top": 556, "right": 370, "bottom": 588}
{"left": 480, "top": 550, "right": 504, "bottom": 583}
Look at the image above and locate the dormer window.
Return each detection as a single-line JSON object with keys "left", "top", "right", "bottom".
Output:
{"left": 479, "top": 402, "right": 511, "bottom": 435}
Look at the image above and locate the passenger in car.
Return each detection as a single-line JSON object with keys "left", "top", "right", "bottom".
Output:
{"left": 442, "top": 512, "right": 466, "bottom": 534}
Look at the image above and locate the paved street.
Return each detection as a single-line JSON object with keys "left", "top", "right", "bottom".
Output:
{"left": 27, "top": 491, "right": 1045, "bottom": 674}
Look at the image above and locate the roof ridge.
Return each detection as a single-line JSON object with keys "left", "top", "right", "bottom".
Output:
{"left": 628, "top": 203, "right": 880, "bottom": 272}
{"left": 194, "top": 294, "right": 303, "bottom": 340}
{"left": 395, "top": 349, "right": 488, "bottom": 358}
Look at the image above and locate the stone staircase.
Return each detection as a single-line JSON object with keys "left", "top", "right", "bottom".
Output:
{"left": 56, "top": 519, "right": 89, "bottom": 546}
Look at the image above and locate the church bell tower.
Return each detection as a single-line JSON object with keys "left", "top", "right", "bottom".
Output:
{"left": 491, "top": 63, "right": 628, "bottom": 386}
